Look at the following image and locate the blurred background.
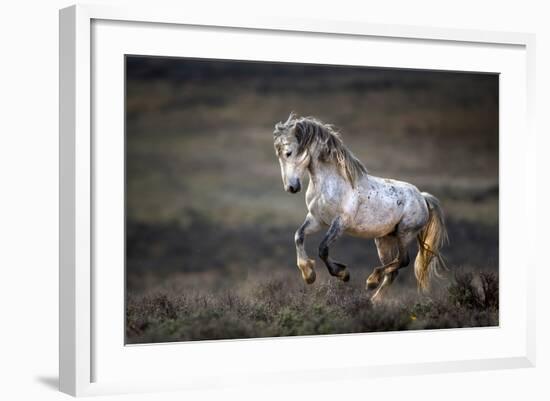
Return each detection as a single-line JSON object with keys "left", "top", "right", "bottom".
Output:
{"left": 125, "top": 56, "right": 499, "bottom": 343}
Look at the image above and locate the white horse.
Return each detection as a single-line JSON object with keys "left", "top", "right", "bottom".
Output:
{"left": 273, "top": 113, "right": 448, "bottom": 301}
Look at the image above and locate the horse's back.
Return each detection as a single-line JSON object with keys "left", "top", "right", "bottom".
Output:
{"left": 349, "top": 175, "right": 428, "bottom": 237}
{"left": 372, "top": 176, "right": 430, "bottom": 231}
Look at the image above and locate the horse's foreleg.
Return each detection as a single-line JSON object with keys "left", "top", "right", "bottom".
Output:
{"left": 295, "top": 214, "right": 321, "bottom": 284}
{"left": 319, "top": 216, "right": 350, "bottom": 282}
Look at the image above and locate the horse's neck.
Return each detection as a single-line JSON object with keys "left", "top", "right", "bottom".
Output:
{"left": 307, "top": 153, "right": 368, "bottom": 194}
{"left": 307, "top": 156, "right": 342, "bottom": 188}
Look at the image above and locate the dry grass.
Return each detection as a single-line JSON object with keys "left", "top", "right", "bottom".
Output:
{"left": 126, "top": 269, "right": 498, "bottom": 344}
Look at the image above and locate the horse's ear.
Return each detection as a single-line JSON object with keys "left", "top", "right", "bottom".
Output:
{"left": 285, "top": 112, "right": 297, "bottom": 125}
{"left": 274, "top": 115, "right": 293, "bottom": 137}
{"left": 274, "top": 122, "right": 284, "bottom": 137}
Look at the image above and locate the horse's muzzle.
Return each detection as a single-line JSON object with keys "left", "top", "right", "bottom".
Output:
{"left": 286, "top": 179, "right": 301, "bottom": 194}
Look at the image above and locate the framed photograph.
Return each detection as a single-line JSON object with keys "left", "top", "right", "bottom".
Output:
{"left": 59, "top": 4, "right": 536, "bottom": 396}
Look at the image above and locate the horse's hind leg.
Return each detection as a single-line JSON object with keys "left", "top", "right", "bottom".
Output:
{"left": 368, "top": 230, "right": 415, "bottom": 301}
{"left": 366, "top": 235, "right": 400, "bottom": 290}
{"left": 319, "top": 216, "right": 350, "bottom": 282}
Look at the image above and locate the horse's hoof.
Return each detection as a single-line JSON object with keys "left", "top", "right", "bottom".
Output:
{"left": 303, "top": 269, "right": 316, "bottom": 284}
{"left": 337, "top": 269, "right": 350, "bottom": 282}
{"left": 366, "top": 277, "right": 379, "bottom": 290}
{"left": 298, "top": 259, "right": 316, "bottom": 284}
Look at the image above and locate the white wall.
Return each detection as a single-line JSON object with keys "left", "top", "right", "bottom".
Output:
{"left": 0, "top": 0, "right": 547, "bottom": 399}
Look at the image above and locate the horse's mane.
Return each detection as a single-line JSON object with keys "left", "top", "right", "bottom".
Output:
{"left": 274, "top": 113, "right": 367, "bottom": 187}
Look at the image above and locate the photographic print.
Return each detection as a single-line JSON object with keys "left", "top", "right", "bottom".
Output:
{"left": 125, "top": 56, "right": 499, "bottom": 344}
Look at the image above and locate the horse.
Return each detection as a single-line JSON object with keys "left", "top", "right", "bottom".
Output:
{"left": 273, "top": 113, "right": 448, "bottom": 301}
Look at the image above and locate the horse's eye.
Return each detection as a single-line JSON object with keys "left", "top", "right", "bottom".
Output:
{"left": 285, "top": 151, "right": 292, "bottom": 158}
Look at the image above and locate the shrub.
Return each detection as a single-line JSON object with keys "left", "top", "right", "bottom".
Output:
{"left": 448, "top": 271, "right": 483, "bottom": 309}
{"left": 126, "top": 269, "right": 499, "bottom": 343}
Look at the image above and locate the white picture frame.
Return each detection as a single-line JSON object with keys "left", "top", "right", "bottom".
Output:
{"left": 59, "top": 3, "right": 536, "bottom": 397}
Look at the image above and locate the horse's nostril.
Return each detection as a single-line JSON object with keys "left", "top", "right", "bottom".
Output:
{"left": 286, "top": 181, "right": 301, "bottom": 193}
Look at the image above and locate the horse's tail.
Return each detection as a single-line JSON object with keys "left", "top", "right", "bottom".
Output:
{"left": 414, "top": 192, "right": 449, "bottom": 291}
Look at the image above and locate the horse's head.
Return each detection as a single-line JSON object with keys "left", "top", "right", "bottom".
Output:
{"left": 273, "top": 113, "right": 310, "bottom": 194}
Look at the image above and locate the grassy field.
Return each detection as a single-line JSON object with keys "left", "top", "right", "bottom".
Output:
{"left": 126, "top": 269, "right": 498, "bottom": 343}
{"left": 126, "top": 213, "right": 499, "bottom": 343}
{"left": 125, "top": 57, "right": 499, "bottom": 344}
